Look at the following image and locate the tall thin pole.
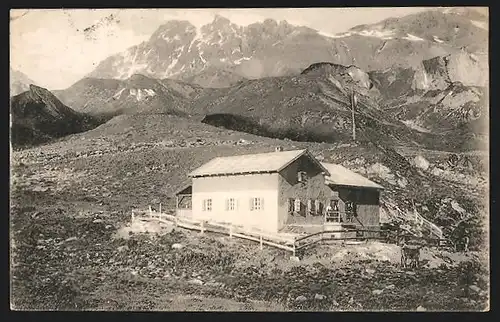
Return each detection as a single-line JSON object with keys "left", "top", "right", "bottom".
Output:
{"left": 351, "top": 91, "right": 357, "bottom": 141}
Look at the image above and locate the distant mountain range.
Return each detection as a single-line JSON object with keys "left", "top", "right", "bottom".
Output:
{"left": 10, "top": 68, "right": 37, "bottom": 96}
{"left": 88, "top": 7, "right": 488, "bottom": 88}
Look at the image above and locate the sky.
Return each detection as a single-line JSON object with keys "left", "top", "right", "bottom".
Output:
{"left": 10, "top": 7, "right": 434, "bottom": 90}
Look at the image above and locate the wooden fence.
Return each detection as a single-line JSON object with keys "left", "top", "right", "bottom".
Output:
{"left": 132, "top": 207, "right": 408, "bottom": 257}
{"left": 413, "top": 210, "right": 443, "bottom": 240}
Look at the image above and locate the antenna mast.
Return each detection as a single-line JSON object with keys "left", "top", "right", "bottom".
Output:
{"left": 351, "top": 91, "right": 357, "bottom": 141}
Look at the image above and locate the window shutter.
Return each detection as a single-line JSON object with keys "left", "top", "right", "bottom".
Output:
{"left": 202, "top": 200, "right": 206, "bottom": 211}
{"left": 225, "top": 199, "right": 228, "bottom": 211}
{"left": 250, "top": 198, "right": 254, "bottom": 211}
{"left": 261, "top": 198, "right": 264, "bottom": 210}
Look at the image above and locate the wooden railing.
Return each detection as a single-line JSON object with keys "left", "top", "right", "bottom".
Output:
{"left": 133, "top": 209, "right": 297, "bottom": 253}
{"left": 133, "top": 207, "right": 447, "bottom": 257}
{"left": 413, "top": 211, "right": 443, "bottom": 240}
{"left": 324, "top": 211, "right": 356, "bottom": 224}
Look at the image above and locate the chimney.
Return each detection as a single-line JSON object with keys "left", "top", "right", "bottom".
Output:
{"left": 275, "top": 146, "right": 283, "bottom": 152}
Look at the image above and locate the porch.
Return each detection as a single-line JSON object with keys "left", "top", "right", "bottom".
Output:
{"left": 175, "top": 184, "right": 192, "bottom": 218}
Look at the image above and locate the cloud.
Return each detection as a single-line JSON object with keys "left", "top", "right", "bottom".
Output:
{"left": 11, "top": 11, "right": 148, "bottom": 89}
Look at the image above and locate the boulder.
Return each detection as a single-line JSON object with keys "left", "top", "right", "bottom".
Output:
{"left": 117, "top": 245, "right": 129, "bottom": 252}
{"left": 365, "top": 268, "right": 376, "bottom": 274}
{"left": 295, "top": 295, "right": 307, "bottom": 302}
{"left": 469, "top": 285, "right": 481, "bottom": 293}
{"left": 188, "top": 278, "right": 204, "bottom": 286}
{"left": 413, "top": 155, "right": 430, "bottom": 171}
{"left": 314, "top": 294, "right": 326, "bottom": 300}
{"left": 171, "top": 243, "right": 184, "bottom": 250}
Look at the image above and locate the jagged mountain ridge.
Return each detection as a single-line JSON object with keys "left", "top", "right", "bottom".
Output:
{"left": 10, "top": 85, "right": 103, "bottom": 148}
{"left": 88, "top": 8, "right": 487, "bottom": 88}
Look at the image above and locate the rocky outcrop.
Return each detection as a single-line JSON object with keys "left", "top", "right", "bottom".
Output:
{"left": 10, "top": 85, "right": 102, "bottom": 148}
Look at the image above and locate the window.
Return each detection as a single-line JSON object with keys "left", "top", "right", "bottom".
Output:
{"left": 202, "top": 199, "right": 212, "bottom": 211}
{"left": 308, "top": 199, "right": 318, "bottom": 215}
{"left": 288, "top": 198, "right": 294, "bottom": 213}
{"left": 250, "top": 197, "right": 264, "bottom": 211}
{"left": 297, "top": 171, "right": 307, "bottom": 182}
{"left": 225, "top": 198, "right": 236, "bottom": 211}
{"left": 294, "top": 199, "right": 301, "bottom": 212}
{"left": 315, "top": 200, "right": 322, "bottom": 215}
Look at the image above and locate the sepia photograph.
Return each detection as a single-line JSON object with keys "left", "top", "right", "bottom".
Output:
{"left": 9, "top": 7, "right": 489, "bottom": 311}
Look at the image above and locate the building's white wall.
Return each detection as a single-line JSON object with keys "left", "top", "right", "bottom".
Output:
{"left": 192, "top": 173, "right": 280, "bottom": 232}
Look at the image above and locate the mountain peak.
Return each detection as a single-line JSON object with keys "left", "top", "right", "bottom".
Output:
{"left": 150, "top": 20, "right": 196, "bottom": 41}
{"left": 212, "top": 14, "right": 231, "bottom": 25}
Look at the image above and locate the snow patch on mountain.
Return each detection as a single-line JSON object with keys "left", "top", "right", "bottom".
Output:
{"left": 433, "top": 36, "right": 444, "bottom": 43}
{"left": 403, "top": 34, "right": 425, "bottom": 42}
{"left": 234, "top": 56, "right": 251, "bottom": 65}
{"left": 357, "top": 29, "right": 395, "bottom": 39}
{"left": 317, "top": 30, "right": 338, "bottom": 38}
{"left": 471, "top": 20, "right": 488, "bottom": 30}
{"left": 129, "top": 88, "right": 156, "bottom": 101}
{"left": 165, "top": 57, "right": 179, "bottom": 75}
{"left": 402, "top": 120, "right": 431, "bottom": 133}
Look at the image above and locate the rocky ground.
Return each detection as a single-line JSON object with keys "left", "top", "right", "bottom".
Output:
{"left": 10, "top": 205, "right": 489, "bottom": 311}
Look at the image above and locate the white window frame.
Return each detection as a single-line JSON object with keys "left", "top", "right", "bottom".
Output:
{"left": 202, "top": 199, "right": 212, "bottom": 212}
{"left": 297, "top": 171, "right": 307, "bottom": 182}
{"left": 250, "top": 197, "right": 264, "bottom": 211}
{"left": 226, "top": 198, "right": 236, "bottom": 211}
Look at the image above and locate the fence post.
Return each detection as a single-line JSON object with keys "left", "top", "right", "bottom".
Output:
{"left": 174, "top": 216, "right": 178, "bottom": 228}
{"left": 201, "top": 220, "right": 205, "bottom": 234}
{"left": 159, "top": 203, "right": 162, "bottom": 214}
{"left": 260, "top": 235, "right": 263, "bottom": 250}
{"left": 229, "top": 225, "right": 233, "bottom": 238}
{"left": 292, "top": 241, "right": 296, "bottom": 257}
{"left": 149, "top": 205, "right": 152, "bottom": 218}
{"left": 131, "top": 211, "right": 135, "bottom": 223}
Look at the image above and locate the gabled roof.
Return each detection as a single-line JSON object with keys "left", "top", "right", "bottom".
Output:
{"left": 321, "top": 162, "right": 384, "bottom": 190}
{"left": 175, "top": 183, "right": 192, "bottom": 196}
{"left": 189, "top": 149, "right": 330, "bottom": 178}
